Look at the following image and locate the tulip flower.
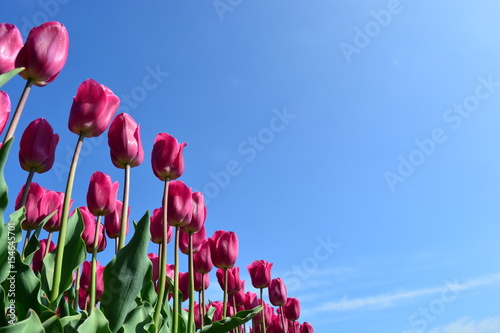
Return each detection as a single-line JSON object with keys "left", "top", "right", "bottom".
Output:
{"left": 0, "top": 91, "right": 10, "bottom": 136}
{"left": 39, "top": 190, "right": 69, "bottom": 232}
{"left": 19, "top": 118, "right": 59, "bottom": 173}
{"left": 210, "top": 301, "right": 224, "bottom": 322}
{"left": 107, "top": 113, "right": 144, "bottom": 168}
{"left": 247, "top": 260, "right": 273, "bottom": 289}
{"left": 68, "top": 79, "right": 120, "bottom": 138}
{"left": 150, "top": 207, "right": 173, "bottom": 244}
{"left": 32, "top": 238, "right": 56, "bottom": 274}
{"left": 283, "top": 297, "right": 300, "bottom": 321}
{"left": 79, "top": 260, "right": 105, "bottom": 305}
{"left": 193, "top": 271, "right": 210, "bottom": 292}
{"left": 15, "top": 182, "right": 45, "bottom": 230}
{"left": 216, "top": 267, "right": 242, "bottom": 295}
{"left": 0, "top": 23, "right": 23, "bottom": 74}
{"left": 182, "top": 191, "right": 206, "bottom": 234}
{"left": 147, "top": 253, "right": 159, "bottom": 282}
{"left": 179, "top": 225, "right": 206, "bottom": 255}
{"left": 79, "top": 207, "right": 106, "bottom": 253}
{"left": 167, "top": 180, "right": 193, "bottom": 227}
{"left": 15, "top": 21, "right": 69, "bottom": 87}
{"left": 210, "top": 230, "right": 239, "bottom": 269}
{"left": 104, "top": 199, "right": 129, "bottom": 239}
{"left": 151, "top": 132, "right": 186, "bottom": 181}
{"left": 269, "top": 278, "right": 287, "bottom": 307}
{"left": 300, "top": 322, "right": 314, "bottom": 333}
{"left": 86, "top": 171, "right": 118, "bottom": 217}
{"left": 178, "top": 272, "right": 190, "bottom": 302}
{"left": 193, "top": 239, "right": 213, "bottom": 274}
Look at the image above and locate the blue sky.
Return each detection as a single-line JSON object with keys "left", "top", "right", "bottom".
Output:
{"left": 2, "top": 0, "right": 500, "bottom": 332}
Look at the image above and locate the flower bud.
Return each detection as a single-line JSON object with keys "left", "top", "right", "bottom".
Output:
{"left": 147, "top": 253, "right": 159, "bottom": 282}
{"left": 247, "top": 260, "right": 273, "bottom": 289}
{"left": 151, "top": 132, "right": 186, "bottom": 181}
{"left": 39, "top": 190, "right": 71, "bottom": 232}
{"left": 19, "top": 118, "right": 59, "bottom": 173}
{"left": 283, "top": 297, "right": 300, "bottom": 321}
{"left": 167, "top": 180, "right": 192, "bottom": 227}
{"left": 179, "top": 225, "right": 206, "bottom": 255}
{"left": 150, "top": 207, "right": 173, "bottom": 244}
{"left": 210, "top": 230, "right": 238, "bottom": 269}
{"left": 104, "top": 199, "right": 129, "bottom": 239}
{"left": 107, "top": 113, "right": 144, "bottom": 168}
{"left": 0, "top": 90, "right": 11, "bottom": 136}
{"left": 216, "top": 266, "right": 241, "bottom": 295}
{"left": 193, "top": 271, "right": 210, "bottom": 292}
{"left": 269, "top": 278, "right": 287, "bottom": 306}
{"left": 193, "top": 239, "right": 213, "bottom": 274}
{"left": 181, "top": 191, "right": 206, "bottom": 233}
{"left": 300, "top": 322, "right": 314, "bottom": 333}
{"left": 79, "top": 206, "right": 107, "bottom": 253}
{"left": 86, "top": 171, "right": 119, "bottom": 216}
{"left": 32, "top": 238, "right": 56, "bottom": 274}
{"left": 15, "top": 182, "right": 45, "bottom": 230}
{"left": 0, "top": 23, "right": 23, "bottom": 74}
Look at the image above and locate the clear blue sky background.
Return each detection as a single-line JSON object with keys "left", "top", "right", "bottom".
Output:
{"left": 1, "top": 1, "right": 500, "bottom": 332}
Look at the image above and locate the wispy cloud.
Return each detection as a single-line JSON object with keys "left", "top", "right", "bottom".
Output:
{"left": 309, "top": 273, "right": 500, "bottom": 312}
{"left": 428, "top": 316, "right": 500, "bottom": 333}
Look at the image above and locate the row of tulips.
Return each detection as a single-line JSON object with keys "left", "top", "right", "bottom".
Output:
{"left": 0, "top": 20, "right": 314, "bottom": 332}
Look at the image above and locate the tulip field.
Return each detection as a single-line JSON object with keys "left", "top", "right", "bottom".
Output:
{"left": 0, "top": 21, "right": 313, "bottom": 333}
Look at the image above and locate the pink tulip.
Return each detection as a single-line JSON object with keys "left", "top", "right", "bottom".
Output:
{"left": 86, "top": 171, "right": 119, "bottom": 216}
{"left": 0, "top": 91, "right": 10, "bottom": 135}
{"left": 167, "top": 180, "right": 192, "bottom": 227}
{"left": 210, "top": 230, "right": 238, "bottom": 269}
{"left": 32, "top": 238, "right": 56, "bottom": 274}
{"left": 150, "top": 207, "right": 173, "bottom": 244}
{"left": 216, "top": 267, "right": 241, "bottom": 294}
{"left": 178, "top": 272, "right": 190, "bottom": 302}
{"left": 19, "top": 118, "right": 59, "bottom": 173}
{"left": 300, "top": 322, "right": 314, "bottom": 333}
{"left": 107, "top": 113, "right": 144, "bottom": 168}
{"left": 15, "top": 182, "right": 45, "bottom": 230}
{"left": 147, "top": 253, "right": 159, "bottom": 282}
{"left": 79, "top": 260, "right": 105, "bottom": 301}
{"left": 247, "top": 260, "right": 273, "bottom": 289}
{"left": 179, "top": 225, "right": 206, "bottom": 255}
{"left": 181, "top": 191, "right": 206, "bottom": 233}
{"left": 39, "top": 190, "right": 70, "bottom": 232}
{"left": 193, "top": 271, "right": 210, "bottom": 292}
{"left": 151, "top": 132, "right": 186, "bottom": 181}
{"left": 283, "top": 297, "right": 300, "bottom": 321}
{"left": 245, "top": 291, "right": 258, "bottom": 311}
{"left": 78, "top": 288, "right": 90, "bottom": 311}
{"left": 79, "top": 206, "right": 106, "bottom": 253}
{"left": 68, "top": 79, "right": 120, "bottom": 138}
{"left": 104, "top": 199, "right": 129, "bottom": 239}
{"left": 210, "top": 301, "right": 224, "bottom": 322}
{"left": 269, "top": 278, "right": 287, "bottom": 307}
{"left": 193, "top": 239, "right": 213, "bottom": 274}
{"left": 0, "top": 23, "right": 23, "bottom": 74}
{"left": 15, "top": 21, "right": 68, "bottom": 87}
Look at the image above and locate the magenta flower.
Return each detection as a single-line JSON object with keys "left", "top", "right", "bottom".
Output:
{"left": 68, "top": 79, "right": 120, "bottom": 138}
{"left": 0, "top": 90, "right": 11, "bottom": 136}
{"left": 150, "top": 207, "right": 173, "bottom": 244}
{"left": 147, "top": 253, "right": 159, "bottom": 282}
{"left": 193, "top": 271, "right": 210, "bottom": 292}
{"left": 301, "top": 322, "right": 314, "bottom": 333}
{"left": 104, "top": 199, "right": 129, "bottom": 239}
{"left": 193, "top": 239, "right": 213, "bottom": 274}
{"left": 0, "top": 23, "right": 23, "bottom": 74}
{"left": 86, "top": 171, "right": 119, "bottom": 216}
{"left": 181, "top": 191, "right": 206, "bottom": 234}
{"left": 32, "top": 238, "right": 56, "bottom": 274}
{"left": 79, "top": 260, "right": 105, "bottom": 301}
{"left": 79, "top": 206, "right": 107, "bottom": 253}
{"left": 15, "top": 21, "right": 69, "bottom": 87}
{"left": 247, "top": 260, "right": 273, "bottom": 289}
{"left": 210, "top": 230, "right": 238, "bottom": 269}
{"left": 39, "top": 190, "right": 71, "bottom": 232}
{"left": 283, "top": 297, "right": 300, "bottom": 321}
{"left": 216, "top": 266, "right": 241, "bottom": 295}
{"left": 178, "top": 272, "right": 190, "bottom": 302}
{"left": 179, "top": 225, "right": 206, "bottom": 255}
{"left": 19, "top": 118, "right": 59, "bottom": 173}
{"left": 15, "top": 182, "right": 45, "bottom": 230}
{"left": 269, "top": 278, "right": 287, "bottom": 307}
{"left": 151, "top": 132, "right": 186, "bottom": 181}
{"left": 107, "top": 113, "right": 144, "bottom": 168}
{"left": 167, "top": 180, "right": 192, "bottom": 227}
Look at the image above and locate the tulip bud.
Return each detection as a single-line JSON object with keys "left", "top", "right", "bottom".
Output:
{"left": 79, "top": 206, "right": 107, "bottom": 253}
{"left": 210, "top": 301, "right": 223, "bottom": 322}
{"left": 193, "top": 271, "right": 210, "bottom": 292}
{"left": 300, "top": 322, "right": 314, "bottom": 333}
{"left": 104, "top": 199, "right": 129, "bottom": 239}
{"left": 179, "top": 225, "right": 206, "bottom": 255}
{"left": 178, "top": 272, "right": 190, "bottom": 302}
{"left": 0, "top": 91, "right": 10, "bottom": 136}
{"left": 15, "top": 21, "right": 68, "bottom": 86}
{"left": 68, "top": 79, "right": 120, "bottom": 138}
{"left": 15, "top": 182, "right": 45, "bottom": 230}
{"left": 283, "top": 297, "right": 300, "bottom": 321}
{"left": 0, "top": 23, "right": 23, "bottom": 74}
{"left": 247, "top": 260, "right": 273, "bottom": 289}
{"left": 32, "top": 238, "right": 56, "bottom": 274}
{"left": 147, "top": 253, "right": 159, "bottom": 282}
{"left": 244, "top": 291, "right": 258, "bottom": 311}
{"left": 39, "top": 190, "right": 71, "bottom": 232}
{"left": 151, "top": 132, "right": 186, "bottom": 181}
{"left": 107, "top": 113, "right": 144, "bottom": 168}
{"left": 181, "top": 191, "right": 206, "bottom": 234}
{"left": 86, "top": 171, "right": 119, "bottom": 216}
{"left": 216, "top": 267, "right": 242, "bottom": 295}
{"left": 19, "top": 118, "right": 59, "bottom": 173}
{"left": 210, "top": 230, "right": 238, "bottom": 269}
{"left": 79, "top": 260, "right": 105, "bottom": 301}
{"left": 269, "top": 278, "right": 287, "bottom": 307}
{"left": 150, "top": 207, "right": 173, "bottom": 244}
{"left": 167, "top": 180, "right": 192, "bottom": 227}
{"left": 193, "top": 239, "right": 213, "bottom": 274}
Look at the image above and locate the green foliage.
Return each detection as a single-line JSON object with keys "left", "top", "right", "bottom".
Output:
{"left": 0, "top": 68, "right": 24, "bottom": 88}
{"left": 200, "top": 306, "right": 263, "bottom": 333}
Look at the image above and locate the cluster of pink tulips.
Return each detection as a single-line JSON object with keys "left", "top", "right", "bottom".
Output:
{"left": 0, "top": 21, "right": 313, "bottom": 332}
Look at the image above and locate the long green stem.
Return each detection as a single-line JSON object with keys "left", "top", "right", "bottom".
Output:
{"left": 43, "top": 231, "right": 53, "bottom": 258}
{"left": 153, "top": 180, "right": 169, "bottom": 329}
{"left": 223, "top": 268, "right": 228, "bottom": 318}
{"left": 172, "top": 226, "right": 180, "bottom": 333}
{"left": 187, "top": 233, "right": 195, "bottom": 333}
{"left": 74, "top": 265, "right": 81, "bottom": 311}
{"left": 89, "top": 215, "right": 102, "bottom": 313}
{"left": 117, "top": 164, "right": 130, "bottom": 250}
{"left": 20, "top": 168, "right": 35, "bottom": 258}
{"left": 260, "top": 288, "right": 266, "bottom": 333}
{"left": 50, "top": 133, "right": 85, "bottom": 302}
{"left": 2, "top": 79, "right": 32, "bottom": 145}
{"left": 201, "top": 274, "right": 206, "bottom": 327}
{"left": 279, "top": 305, "right": 286, "bottom": 333}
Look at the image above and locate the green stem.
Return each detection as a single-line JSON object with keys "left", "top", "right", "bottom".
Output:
{"left": 74, "top": 265, "right": 81, "bottom": 311}
{"left": 117, "top": 164, "right": 130, "bottom": 250}
{"left": 260, "top": 288, "right": 266, "bottom": 333}
{"left": 187, "top": 233, "right": 195, "bottom": 333}
{"left": 201, "top": 274, "right": 206, "bottom": 327}
{"left": 43, "top": 231, "right": 53, "bottom": 258}
{"left": 279, "top": 305, "right": 286, "bottom": 333}
{"left": 223, "top": 268, "right": 228, "bottom": 318}
{"left": 20, "top": 168, "right": 35, "bottom": 259}
{"left": 172, "top": 226, "right": 180, "bottom": 333}
{"left": 89, "top": 215, "right": 102, "bottom": 313}
{"left": 2, "top": 79, "right": 32, "bottom": 146}
{"left": 153, "top": 180, "right": 169, "bottom": 329}
{"left": 50, "top": 133, "right": 85, "bottom": 302}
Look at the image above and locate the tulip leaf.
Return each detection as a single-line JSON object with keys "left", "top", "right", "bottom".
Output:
{"left": 39, "top": 311, "right": 63, "bottom": 333}
{"left": 41, "top": 209, "right": 86, "bottom": 308}
{"left": 0, "top": 139, "right": 14, "bottom": 283}
{"left": 119, "top": 303, "right": 154, "bottom": 333}
{"left": 0, "top": 285, "right": 7, "bottom": 326}
{"left": 77, "top": 308, "right": 111, "bottom": 333}
{"left": 0, "top": 206, "right": 25, "bottom": 284}
{"left": 0, "top": 67, "right": 24, "bottom": 88}
{"left": 199, "top": 306, "right": 263, "bottom": 333}
{"left": 101, "top": 211, "right": 152, "bottom": 333}
{"left": 0, "top": 309, "right": 44, "bottom": 333}
{"left": 59, "top": 314, "right": 82, "bottom": 332}
{"left": 140, "top": 280, "right": 157, "bottom": 307}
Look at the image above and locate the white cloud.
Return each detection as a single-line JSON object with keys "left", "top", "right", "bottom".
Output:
{"left": 428, "top": 316, "right": 500, "bottom": 333}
